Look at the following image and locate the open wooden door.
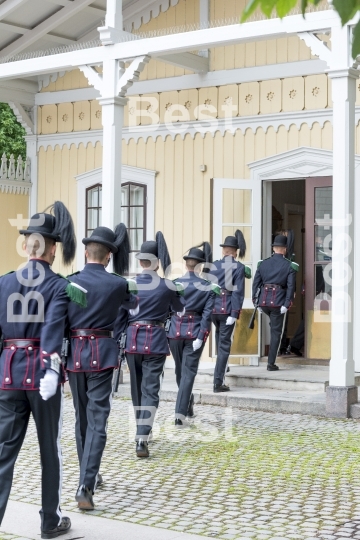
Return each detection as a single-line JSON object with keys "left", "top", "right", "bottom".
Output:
{"left": 213, "top": 178, "right": 262, "bottom": 364}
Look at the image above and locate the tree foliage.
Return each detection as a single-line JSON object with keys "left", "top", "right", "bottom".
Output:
{"left": 241, "top": 0, "right": 360, "bottom": 59}
{"left": 0, "top": 103, "right": 26, "bottom": 160}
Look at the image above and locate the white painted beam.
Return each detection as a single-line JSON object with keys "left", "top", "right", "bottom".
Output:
{"left": 156, "top": 52, "right": 208, "bottom": 73}
{"left": 0, "top": 0, "right": 95, "bottom": 58}
{"left": 0, "top": 0, "right": 28, "bottom": 21}
{"left": 0, "top": 10, "right": 339, "bottom": 79}
{"left": 44, "top": 0, "right": 105, "bottom": 18}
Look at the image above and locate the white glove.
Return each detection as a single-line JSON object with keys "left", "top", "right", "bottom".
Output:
{"left": 280, "top": 306, "right": 288, "bottom": 314}
{"left": 129, "top": 305, "right": 140, "bottom": 317}
{"left": 39, "top": 370, "right": 58, "bottom": 401}
{"left": 192, "top": 338, "right": 203, "bottom": 351}
{"left": 226, "top": 316, "right": 236, "bottom": 326}
{"left": 177, "top": 307, "right": 186, "bottom": 317}
{"left": 258, "top": 307, "right": 263, "bottom": 314}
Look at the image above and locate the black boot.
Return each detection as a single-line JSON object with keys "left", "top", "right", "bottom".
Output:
{"left": 214, "top": 384, "right": 230, "bottom": 393}
{"left": 41, "top": 517, "right": 71, "bottom": 539}
{"left": 267, "top": 364, "right": 279, "bottom": 371}
{"left": 136, "top": 438, "right": 149, "bottom": 458}
{"left": 75, "top": 485, "right": 94, "bottom": 510}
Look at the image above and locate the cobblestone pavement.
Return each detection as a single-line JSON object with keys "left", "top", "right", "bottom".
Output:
{"left": 2, "top": 394, "right": 360, "bottom": 540}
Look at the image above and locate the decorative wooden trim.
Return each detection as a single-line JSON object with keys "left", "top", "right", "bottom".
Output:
{"left": 8, "top": 102, "right": 34, "bottom": 134}
{"left": 0, "top": 179, "right": 31, "bottom": 194}
{"left": 123, "top": 0, "right": 180, "bottom": 32}
{"left": 35, "top": 60, "right": 327, "bottom": 105}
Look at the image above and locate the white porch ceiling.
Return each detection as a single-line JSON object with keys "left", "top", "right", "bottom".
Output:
{"left": 0, "top": 0, "right": 173, "bottom": 60}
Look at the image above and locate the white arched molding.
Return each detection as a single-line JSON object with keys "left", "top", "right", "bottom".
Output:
{"left": 75, "top": 165, "right": 156, "bottom": 270}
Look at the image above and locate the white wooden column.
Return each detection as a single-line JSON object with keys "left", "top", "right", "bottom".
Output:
{"left": 328, "top": 67, "right": 357, "bottom": 386}
{"left": 99, "top": 58, "right": 126, "bottom": 228}
{"left": 105, "top": 0, "right": 123, "bottom": 29}
{"left": 326, "top": 23, "right": 358, "bottom": 415}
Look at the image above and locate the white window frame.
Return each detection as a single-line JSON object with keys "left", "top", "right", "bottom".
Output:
{"left": 76, "top": 165, "right": 156, "bottom": 270}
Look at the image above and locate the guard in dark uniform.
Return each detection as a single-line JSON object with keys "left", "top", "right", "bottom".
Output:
{"left": 252, "top": 235, "right": 298, "bottom": 371}
{"left": 208, "top": 230, "right": 251, "bottom": 392}
{"left": 0, "top": 202, "right": 85, "bottom": 539}
{"left": 117, "top": 232, "right": 185, "bottom": 458}
{"left": 168, "top": 243, "right": 218, "bottom": 425}
{"left": 66, "top": 225, "right": 138, "bottom": 511}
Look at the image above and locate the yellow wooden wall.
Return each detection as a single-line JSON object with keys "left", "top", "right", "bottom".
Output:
{"left": 37, "top": 142, "right": 103, "bottom": 275}
{"left": 40, "top": 69, "right": 91, "bottom": 93}
{"left": 0, "top": 192, "right": 29, "bottom": 274}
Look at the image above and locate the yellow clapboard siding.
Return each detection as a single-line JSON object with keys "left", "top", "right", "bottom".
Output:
{"left": 0, "top": 193, "right": 29, "bottom": 274}
{"left": 288, "top": 124, "right": 299, "bottom": 150}
{"left": 254, "top": 127, "right": 266, "bottom": 162}
{"left": 265, "top": 126, "right": 277, "bottom": 157}
{"left": 173, "top": 134, "right": 185, "bottom": 264}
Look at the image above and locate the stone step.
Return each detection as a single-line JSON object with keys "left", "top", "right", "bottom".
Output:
{"left": 196, "top": 366, "right": 360, "bottom": 393}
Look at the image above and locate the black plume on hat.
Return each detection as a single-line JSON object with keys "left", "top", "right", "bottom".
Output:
{"left": 156, "top": 231, "right": 171, "bottom": 273}
{"left": 190, "top": 241, "right": 213, "bottom": 272}
{"left": 113, "top": 223, "right": 131, "bottom": 275}
{"left": 50, "top": 201, "right": 76, "bottom": 265}
{"left": 235, "top": 229, "right": 246, "bottom": 259}
{"left": 286, "top": 229, "right": 295, "bottom": 260}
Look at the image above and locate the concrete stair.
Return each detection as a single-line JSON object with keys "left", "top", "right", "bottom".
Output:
{"left": 196, "top": 365, "right": 360, "bottom": 393}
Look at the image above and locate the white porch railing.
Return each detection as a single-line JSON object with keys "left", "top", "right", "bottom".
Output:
{"left": 0, "top": 153, "right": 31, "bottom": 194}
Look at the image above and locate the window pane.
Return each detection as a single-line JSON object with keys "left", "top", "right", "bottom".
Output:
{"left": 122, "top": 185, "right": 129, "bottom": 206}
{"left": 223, "top": 189, "right": 252, "bottom": 223}
{"left": 121, "top": 207, "right": 129, "bottom": 227}
{"left": 87, "top": 187, "right": 98, "bottom": 207}
{"left": 98, "top": 209, "right": 102, "bottom": 226}
{"left": 87, "top": 209, "right": 98, "bottom": 230}
{"left": 129, "top": 228, "right": 143, "bottom": 251}
{"left": 99, "top": 186, "right": 102, "bottom": 206}
{"left": 129, "top": 252, "right": 141, "bottom": 275}
{"left": 130, "top": 207, "right": 144, "bottom": 228}
{"left": 315, "top": 264, "right": 331, "bottom": 298}
{"left": 130, "top": 184, "right": 144, "bottom": 205}
{"left": 315, "top": 186, "right": 332, "bottom": 221}
{"left": 315, "top": 226, "right": 332, "bottom": 262}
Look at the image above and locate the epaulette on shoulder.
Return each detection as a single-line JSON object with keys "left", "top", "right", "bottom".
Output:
{"left": 203, "top": 280, "right": 221, "bottom": 295}
{"left": 57, "top": 273, "right": 87, "bottom": 308}
{"left": 126, "top": 278, "right": 138, "bottom": 294}
{"left": 244, "top": 265, "right": 252, "bottom": 279}
{"left": 173, "top": 280, "right": 185, "bottom": 297}
{"left": 67, "top": 271, "right": 80, "bottom": 277}
{"left": 286, "top": 259, "right": 299, "bottom": 272}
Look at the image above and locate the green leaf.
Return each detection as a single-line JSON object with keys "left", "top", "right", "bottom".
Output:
{"left": 276, "top": 0, "right": 298, "bottom": 18}
{"left": 260, "top": 0, "right": 278, "bottom": 18}
{"left": 301, "top": 0, "right": 309, "bottom": 14}
{"left": 352, "top": 19, "right": 360, "bottom": 58}
{"left": 0, "top": 103, "right": 26, "bottom": 160}
{"left": 332, "top": 0, "right": 358, "bottom": 25}
{"left": 240, "top": 0, "right": 261, "bottom": 22}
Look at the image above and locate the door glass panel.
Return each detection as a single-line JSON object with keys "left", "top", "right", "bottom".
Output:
{"left": 121, "top": 207, "right": 129, "bottom": 227}
{"left": 315, "top": 226, "right": 332, "bottom": 261}
{"left": 87, "top": 187, "right": 98, "bottom": 207}
{"left": 315, "top": 187, "right": 332, "bottom": 220}
{"left": 121, "top": 185, "right": 129, "bottom": 206}
{"left": 222, "top": 188, "right": 252, "bottom": 223}
{"left": 315, "top": 264, "right": 332, "bottom": 298}
{"left": 129, "top": 229, "right": 143, "bottom": 251}
{"left": 87, "top": 209, "right": 98, "bottom": 230}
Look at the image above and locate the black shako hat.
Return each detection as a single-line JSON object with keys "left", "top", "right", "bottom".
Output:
{"left": 83, "top": 223, "right": 131, "bottom": 275}
{"left": 272, "top": 234, "right": 288, "bottom": 248}
{"left": 183, "top": 241, "right": 213, "bottom": 265}
{"left": 136, "top": 231, "right": 171, "bottom": 273}
{"left": 220, "top": 229, "right": 246, "bottom": 259}
{"left": 83, "top": 226, "right": 119, "bottom": 253}
{"left": 20, "top": 201, "right": 76, "bottom": 266}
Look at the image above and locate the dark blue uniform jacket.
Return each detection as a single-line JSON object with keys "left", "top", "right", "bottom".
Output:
{"left": 168, "top": 271, "right": 216, "bottom": 341}
{"left": 0, "top": 259, "right": 70, "bottom": 390}
{"left": 208, "top": 257, "right": 245, "bottom": 318}
{"left": 252, "top": 254, "right": 297, "bottom": 308}
{"left": 67, "top": 263, "right": 138, "bottom": 372}
{"left": 117, "top": 270, "right": 185, "bottom": 356}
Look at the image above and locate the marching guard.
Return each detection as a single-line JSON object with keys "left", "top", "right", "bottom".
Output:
{"left": 66, "top": 225, "right": 138, "bottom": 510}
{"left": 168, "top": 242, "right": 217, "bottom": 424}
{"left": 252, "top": 235, "right": 298, "bottom": 371}
{"left": 0, "top": 202, "right": 85, "bottom": 539}
{"left": 208, "top": 230, "right": 251, "bottom": 392}
{"left": 117, "top": 232, "right": 185, "bottom": 458}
